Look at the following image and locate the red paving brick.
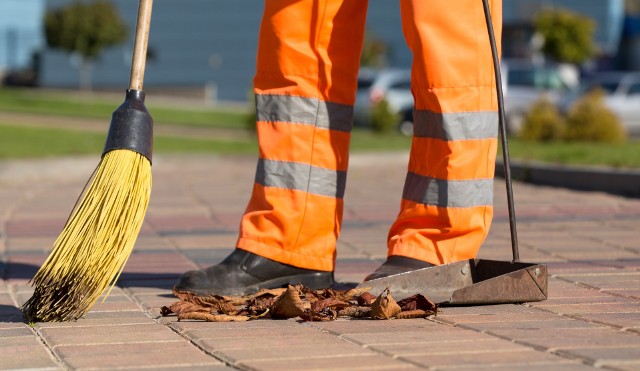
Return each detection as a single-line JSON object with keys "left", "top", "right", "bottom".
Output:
{"left": 54, "top": 341, "right": 224, "bottom": 369}
{"left": 1, "top": 154, "right": 639, "bottom": 370}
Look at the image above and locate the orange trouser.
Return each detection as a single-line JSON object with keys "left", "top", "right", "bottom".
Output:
{"left": 237, "top": 0, "right": 502, "bottom": 271}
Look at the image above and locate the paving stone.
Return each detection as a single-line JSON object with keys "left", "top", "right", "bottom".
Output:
{"left": 435, "top": 362, "right": 596, "bottom": 370}
{"left": 436, "top": 311, "right": 561, "bottom": 325}
{"left": 0, "top": 326, "right": 34, "bottom": 337}
{"left": 308, "top": 318, "right": 445, "bottom": 335}
{"left": 240, "top": 354, "right": 419, "bottom": 371}
{"left": 557, "top": 346, "right": 640, "bottom": 365}
{"left": 367, "top": 338, "right": 530, "bottom": 356}
{"left": 118, "top": 366, "right": 233, "bottom": 371}
{"left": 529, "top": 293, "right": 628, "bottom": 305}
{"left": 183, "top": 325, "right": 324, "bottom": 340}
{"left": 340, "top": 328, "right": 494, "bottom": 346}
{"left": 572, "top": 312, "right": 640, "bottom": 329}
{"left": 169, "top": 318, "right": 301, "bottom": 333}
{"left": 0, "top": 336, "right": 59, "bottom": 369}
{"left": 39, "top": 323, "right": 181, "bottom": 346}
{"left": 36, "top": 311, "right": 153, "bottom": 328}
{"left": 460, "top": 319, "right": 606, "bottom": 332}
{"left": 212, "top": 342, "right": 373, "bottom": 365}
{"left": 197, "top": 333, "right": 339, "bottom": 351}
{"left": 604, "top": 288, "right": 640, "bottom": 300}
{"left": 558, "top": 272, "right": 640, "bottom": 290}
{"left": 532, "top": 302, "right": 640, "bottom": 316}
{"left": 600, "top": 361, "right": 640, "bottom": 371}
{"left": 511, "top": 328, "right": 640, "bottom": 350}
{"left": 399, "top": 349, "right": 574, "bottom": 368}
{"left": 54, "top": 341, "right": 223, "bottom": 369}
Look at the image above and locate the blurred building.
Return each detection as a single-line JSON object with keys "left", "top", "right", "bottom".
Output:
{"left": 503, "top": 0, "right": 625, "bottom": 62}
{"left": 0, "top": 0, "right": 634, "bottom": 101}
{"left": 0, "top": 0, "right": 45, "bottom": 83}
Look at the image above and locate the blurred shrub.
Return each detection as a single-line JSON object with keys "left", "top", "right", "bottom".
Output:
{"left": 534, "top": 8, "right": 596, "bottom": 65}
{"left": 519, "top": 95, "right": 566, "bottom": 142}
{"left": 371, "top": 99, "right": 400, "bottom": 134}
{"left": 564, "top": 89, "right": 626, "bottom": 143}
{"left": 360, "top": 30, "right": 388, "bottom": 68}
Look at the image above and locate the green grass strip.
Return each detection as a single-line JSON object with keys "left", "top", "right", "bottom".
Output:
{"left": 0, "top": 88, "right": 250, "bottom": 129}
{"left": 0, "top": 123, "right": 257, "bottom": 159}
{"left": 505, "top": 138, "right": 640, "bottom": 169}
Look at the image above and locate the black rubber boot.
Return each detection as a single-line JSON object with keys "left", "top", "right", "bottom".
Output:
{"left": 174, "top": 249, "right": 334, "bottom": 296}
{"left": 364, "top": 255, "right": 434, "bottom": 281}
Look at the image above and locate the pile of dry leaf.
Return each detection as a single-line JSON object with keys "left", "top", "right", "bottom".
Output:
{"left": 161, "top": 285, "right": 437, "bottom": 322}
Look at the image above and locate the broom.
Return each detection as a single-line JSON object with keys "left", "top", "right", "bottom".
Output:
{"left": 22, "top": 0, "right": 155, "bottom": 322}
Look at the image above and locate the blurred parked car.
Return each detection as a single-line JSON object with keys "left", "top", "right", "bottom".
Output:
{"left": 503, "top": 59, "right": 576, "bottom": 135}
{"left": 559, "top": 71, "right": 640, "bottom": 137}
{"left": 354, "top": 68, "right": 414, "bottom": 135}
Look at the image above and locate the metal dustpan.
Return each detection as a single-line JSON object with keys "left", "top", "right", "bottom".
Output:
{"left": 357, "top": 0, "right": 548, "bottom": 305}
{"left": 357, "top": 259, "right": 547, "bottom": 305}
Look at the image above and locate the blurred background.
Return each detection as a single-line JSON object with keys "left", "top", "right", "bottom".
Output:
{"left": 1, "top": 0, "right": 640, "bottom": 167}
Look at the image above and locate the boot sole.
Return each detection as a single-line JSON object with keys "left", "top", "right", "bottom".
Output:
{"left": 174, "top": 272, "right": 334, "bottom": 297}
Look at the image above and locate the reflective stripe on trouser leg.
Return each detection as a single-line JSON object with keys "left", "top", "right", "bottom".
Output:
{"left": 388, "top": 0, "right": 502, "bottom": 265}
{"left": 236, "top": 0, "right": 368, "bottom": 272}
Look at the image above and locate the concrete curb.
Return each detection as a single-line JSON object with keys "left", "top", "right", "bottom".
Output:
{"left": 496, "top": 159, "right": 640, "bottom": 198}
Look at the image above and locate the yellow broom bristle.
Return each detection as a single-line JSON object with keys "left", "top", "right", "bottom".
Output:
{"left": 22, "top": 150, "right": 152, "bottom": 322}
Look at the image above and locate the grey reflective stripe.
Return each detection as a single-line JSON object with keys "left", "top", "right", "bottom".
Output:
{"left": 256, "top": 159, "right": 346, "bottom": 198}
{"left": 413, "top": 110, "right": 498, "bottom": 141}
{"left": 403, "top": 172, "right": 493, "bottom": 208}
{"left": 255, "top": 94, "right": 353, "bottom": 132}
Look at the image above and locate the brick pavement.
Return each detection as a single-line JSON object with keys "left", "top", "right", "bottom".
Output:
{"left": 1, "top": 152, "right": 639, "bottom": 370}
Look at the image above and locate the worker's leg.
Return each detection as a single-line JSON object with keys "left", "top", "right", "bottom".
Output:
{"left": 175, "top": 0, "right": 368, "bottom": 295}
{"left": 367, "top": 0, "right": 502, "bottom": 280}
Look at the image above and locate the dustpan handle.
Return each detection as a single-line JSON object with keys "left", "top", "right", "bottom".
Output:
{"left": 129, "top": 0, "right": 153, "bottom": 91}
{"left": 481, "top": 0, "right": 520, "bottom": 263}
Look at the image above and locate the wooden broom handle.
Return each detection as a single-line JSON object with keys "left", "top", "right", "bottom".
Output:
{"left": 129, "top": 0, "right": 153, "bottom": 91}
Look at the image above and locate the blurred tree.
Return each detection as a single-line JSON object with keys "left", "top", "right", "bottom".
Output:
{"left": 45, "top": 0, "right": 128, "bottom": 90}
{"left": 360, "top": 31, "right": 388, "bottom": 68}
{"left": 534, "top": 8, "right": 596, "bottom": 65}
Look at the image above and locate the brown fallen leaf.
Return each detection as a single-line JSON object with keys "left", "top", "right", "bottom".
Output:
{"left": 370, "top": 288, "right": 401, "bottom": 320}
{"left": 356, "top": 292, "right": 377, "bottom": 306}
{"left": 270, "top": 285, "right": 307, "bottom": 318}
{"left": 231, "top": 288, "right": 287, "bottom": 305}
{"left": 337, "top": 306, "right": 372, "bottom": 318}
{"left": 166, "top": 285, "right": 438, "bottom": 322}
{"left": 192, "top": 295, "right": 238, "bottom": 315}
{"left": 311, "top": 298, "right": 350, "bottom": 313}
{"left": 396, "top": 310, "right": 434, "bottom": 319}
{"left": 163, "top": 301, "right": 210, "bottom": 316}
{"left": 396, "top": 294, "right": 438, "bottom": 314}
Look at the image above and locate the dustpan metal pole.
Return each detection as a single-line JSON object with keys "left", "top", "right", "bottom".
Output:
{"left": 129, "top": 0, "right": 153, "bottom": 91}
{"left": 481, "top": 0, "right": 520, "bottom": 262}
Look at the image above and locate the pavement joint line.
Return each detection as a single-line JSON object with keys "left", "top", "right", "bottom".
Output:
{"left": 595, "top": 359, "right": 640, "bottom": 369}
{"left": 31, "top": 326, "right": 76, "bottom": 370}
{"left": 304, "top": 323, "right": 431, "bottom": 369}
{"left": 49, "top": 339, "right": 186, "bottom": 349}
{"left": 600, "top": 289, "right": 640, "bottom": 301}
{"left": 521, "top": 302, "right": 640, "bottom": 334}
{"left": 232, "top": 353, "right": 419, "bottom": 367}
{"left": 156, "top": 315, "right": 244, "bottom": 370}
{"left": 35, "top": 320, "right": 162, "bottom": 330}
{"left": 552, "top": 276, "right": 640, "bottom": 302}
{"left": 431, "top": 310, "right": 611, "bottom": 368}
{"left": 553, "top": 349, "right": 610, "bottom": 368}
{"left": 184, "top": 182, "right": 222, "bottom": 225}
